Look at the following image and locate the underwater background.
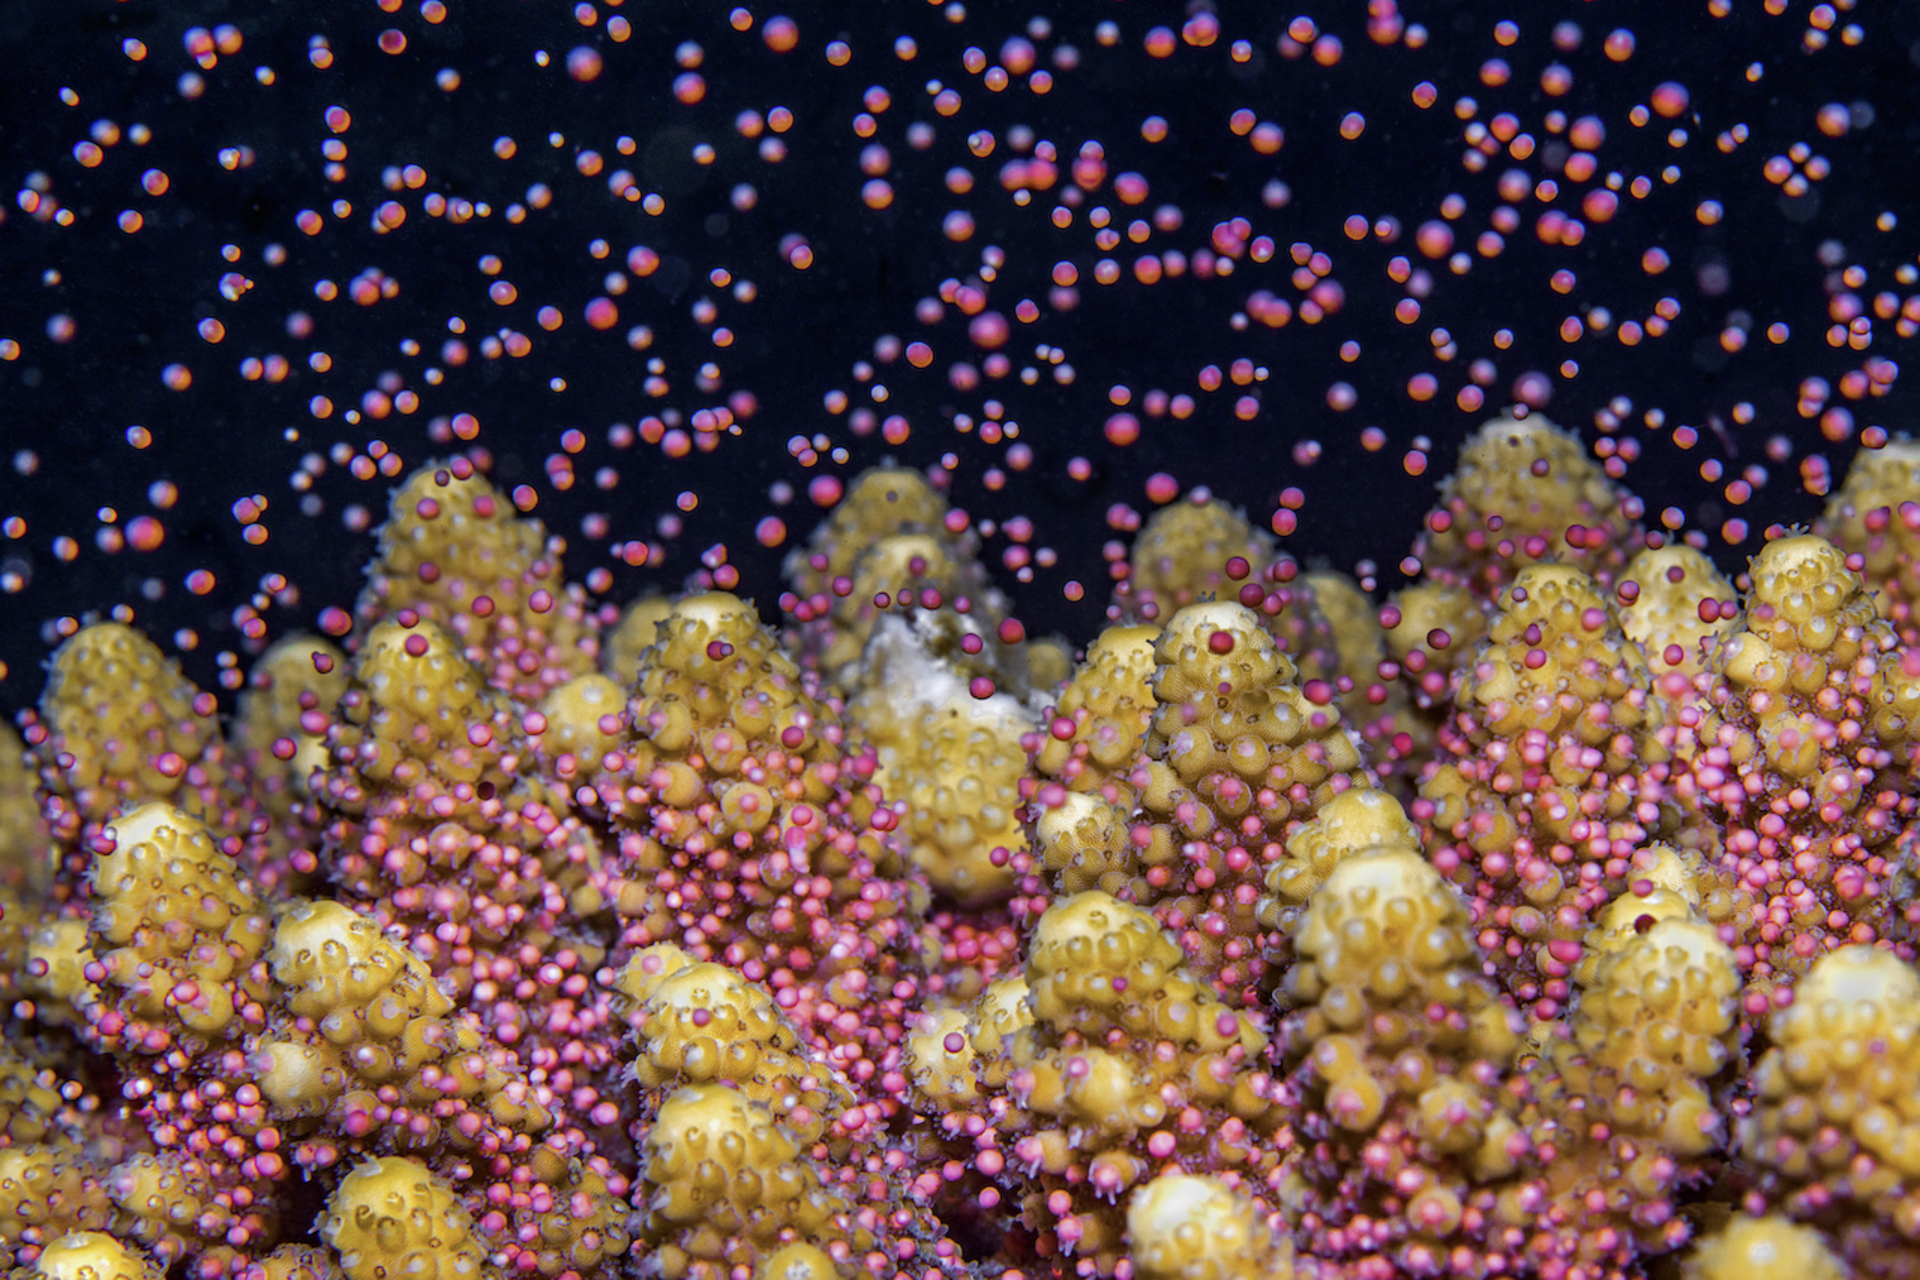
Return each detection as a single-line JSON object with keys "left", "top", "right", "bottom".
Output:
{"left": 1, "top": 0, "right": 1915, "bottom": 706}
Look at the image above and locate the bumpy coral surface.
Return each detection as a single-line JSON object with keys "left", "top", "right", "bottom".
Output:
{"left": 585, "top": 591, "right": 927, "bottom": 1074}
{"left": 611, "top": 942, "right": 858, "bottom": 1148}
{"left": 781, "top": 466, "right": 1001, "bottom": 684}
{"left": 316, "top": 1157, "right": 485, "bottom": 1280}
{"left": 2, "top": 444, "right": 1918, "bottom": 1280}
{"left": 30, "top": 622, "right": 241, "bottom": 863}
{"left": 1277, "top": 849, "right": 1527, "bottom": 1275}
{"left": 1417, "top": 563, "right": 1669, "bottom": 1017}
{"left": 1683, "top": 1213, "right": 1850, "bottom": 1280}
{"left": 1116, "top": 496, "right": 1274, "bottom": 623}
{"left": 1412, "top": 412, "right": 1643, "bottom": 598}
{"left": 1821, "top": 436, "right": 1920, "bottom": 645}
{"left": 1525, "top": 917, "right": 1743, "bottom": 1272}
{"left": 1740, "top": 946, "right": 1920, "bottom": 1275}
{"left": 89, "top": 802, "right": 271, "bottom": 1044}
{"left": 354, "top": 460, "right": 598, "bottom": 702}
{"left": 1305, "top": 572, "right": 1412, "bottom": 790}
{"left": 27, "top": 1232, "right": 161, "bottom": 1280}
{"left": 234, "top": 637, "right": 349, "bottom": 894}
{"left": 1125, "top": 1173, "right": 1292, "bottom": 1280}
{"left": 602, "top": 597, "right": 672, "bottom": 691}
{"left": 1619, "top": 546, "right": 1736, "bottom": 681}
{"left": 1134, "top": 601, "right": 1368, "bottom": 1001}
{"left": 785, "top": 467, "right": 952, "bottom": 608}
{"left": 1, "top": 725, "right": 51, "bottom": 898}
{"left": 1700, "top": 535, "right": 1919, "bottom": 995}
{"left": 1618, "top": 546, "right": 1737, "bottom": 829}
{"left": 910, "top": 892, "right": 1279, "bottom": 1272}
{"left": 1031, "top": 624, "right": 1160, "bottom": 806}
{"left": 849, "top": 615, "right": 1034, "bottom": 906}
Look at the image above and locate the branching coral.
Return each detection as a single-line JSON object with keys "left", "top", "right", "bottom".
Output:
{"left": 1, "top": 724, "right": 49, "bottom": 897}
{"left": 1117, "top": 495, "right": 1275, "bottom": 624}
{"left": 785, "top": 467, "right": 952, "bottom": 610}
{"left": 909, "top": 892, "right": 1279, "bottom": 1274}
{"left": 1125, "top": 1173, "right": 1292, "bottom": 1280}
{"left": 2, "top": 726, "right": 57, "bottom": 1018}
{"left": 28, "top": 623, "right": 242, "bottom": 867}
{"left": 261, "top": 897, "right": 631, "bottom": 1275}
{"left": 1739, "top": 946, "right": 1920, "bottom": 1275}
{"left": 633, "top": 1082, "right": 957, "bottom": 1280}
{"left": 3, "top": 449, "right": 1917, "bottom": 1280}
{"left": 1524, "top": 917, "right": 1742, "bottom": 1274}
{"left": 297, "top": 616, "right": 620, "bottom": 1191}
{"left": 1417, "top": 563, "right": 1667, "bottom": 1017}
{"left": 316, "top": 1157, "right": 487, "bottom": 1280}
{"left": 1695, "top": 535, "right": 1919, "bottom": 995}
{"left": 1618, "top": 546, "right": 1740, "bottom": 859}
{"left": 88, "top": 802, "right": 272, "bottom": 1047}
{"left": 1130, "top": 601, "right": 1369, "bottom": 1003}
{"left": 610, "top": 943, "right": 859, "bottom": 1148}
{"left": 234, "top": 637, "right": 349, "bottom": 893}
{"left": 0, "top": 1148, "right": 119, "bottom": 1269}
{"left": 1253, "top": 785, "right": 1421, "bottom": 966}
{"left": 534, "top": 673, "right": 626, "bottom": 782}
{"left": 24, "top": 1231, "right": 162, "bottom": 1280}
{"left": 312, "top": 614, "right": 607, "bottom": 1047}
{"left": 1619, "top": 546, "right": 1737, "bottom": 682}
{"left": 781, "top": 466, "right": 998, "bottom": 684}
{"left": 848, "top": 615, "right": 1033, "bottom": 906}
{"left": 261, "top": 898, "right": 553, "bottom": 1151}
{"left": 1117, "top": 499, "right": 1338, "bottom": 690}
{"left": 587, "top": 591, "right": 927, "bottom": 1073}
{"left": 1031, "top": 625, "right": 1160, "bottom": 807}
{"left": 1571, "top": 845, "right": 1743, "bottom": 986}
{"left": 354, "top": 460, "right": 598, "bottom": 702}
{"left": 1819, "top": 436, "right": 1920, "bottom": 646}
{"left": 1305, "top": 572, "right": 1412, "bottom": 792}
{"left": 603, "top": 597, "right": 673, "bottom": 691}
{"left": 1275, "top": 849, "right": 1526, "bottom": 1275}
{"left": 1682, "top": 1213, "right": 1851, "bottom": 1280}
{"left": 1410, "top": 411, "right": 1643, "bottom": 598}
{"left": 1377, "top": 582, "right": 1487, "bottom": 800}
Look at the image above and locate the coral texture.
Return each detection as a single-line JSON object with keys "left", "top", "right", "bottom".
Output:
{"left": 2, "top": 444, "right": 1917, "bottom": 1280}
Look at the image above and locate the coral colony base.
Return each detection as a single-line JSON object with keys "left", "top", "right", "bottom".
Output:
{"left": 1, "top": 422, "right": 1919, "bottom": 1280}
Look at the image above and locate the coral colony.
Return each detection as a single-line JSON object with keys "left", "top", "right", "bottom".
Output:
{"left": 4, "top": 1, "right": 1920, "bottom": 1278}
{"left": 2, "top": 433, "right": 1919, "bottom": 1280}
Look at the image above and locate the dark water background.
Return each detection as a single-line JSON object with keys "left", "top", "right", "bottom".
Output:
{"left": 2, "top": 0, "right": 1916, "bottom": 713}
